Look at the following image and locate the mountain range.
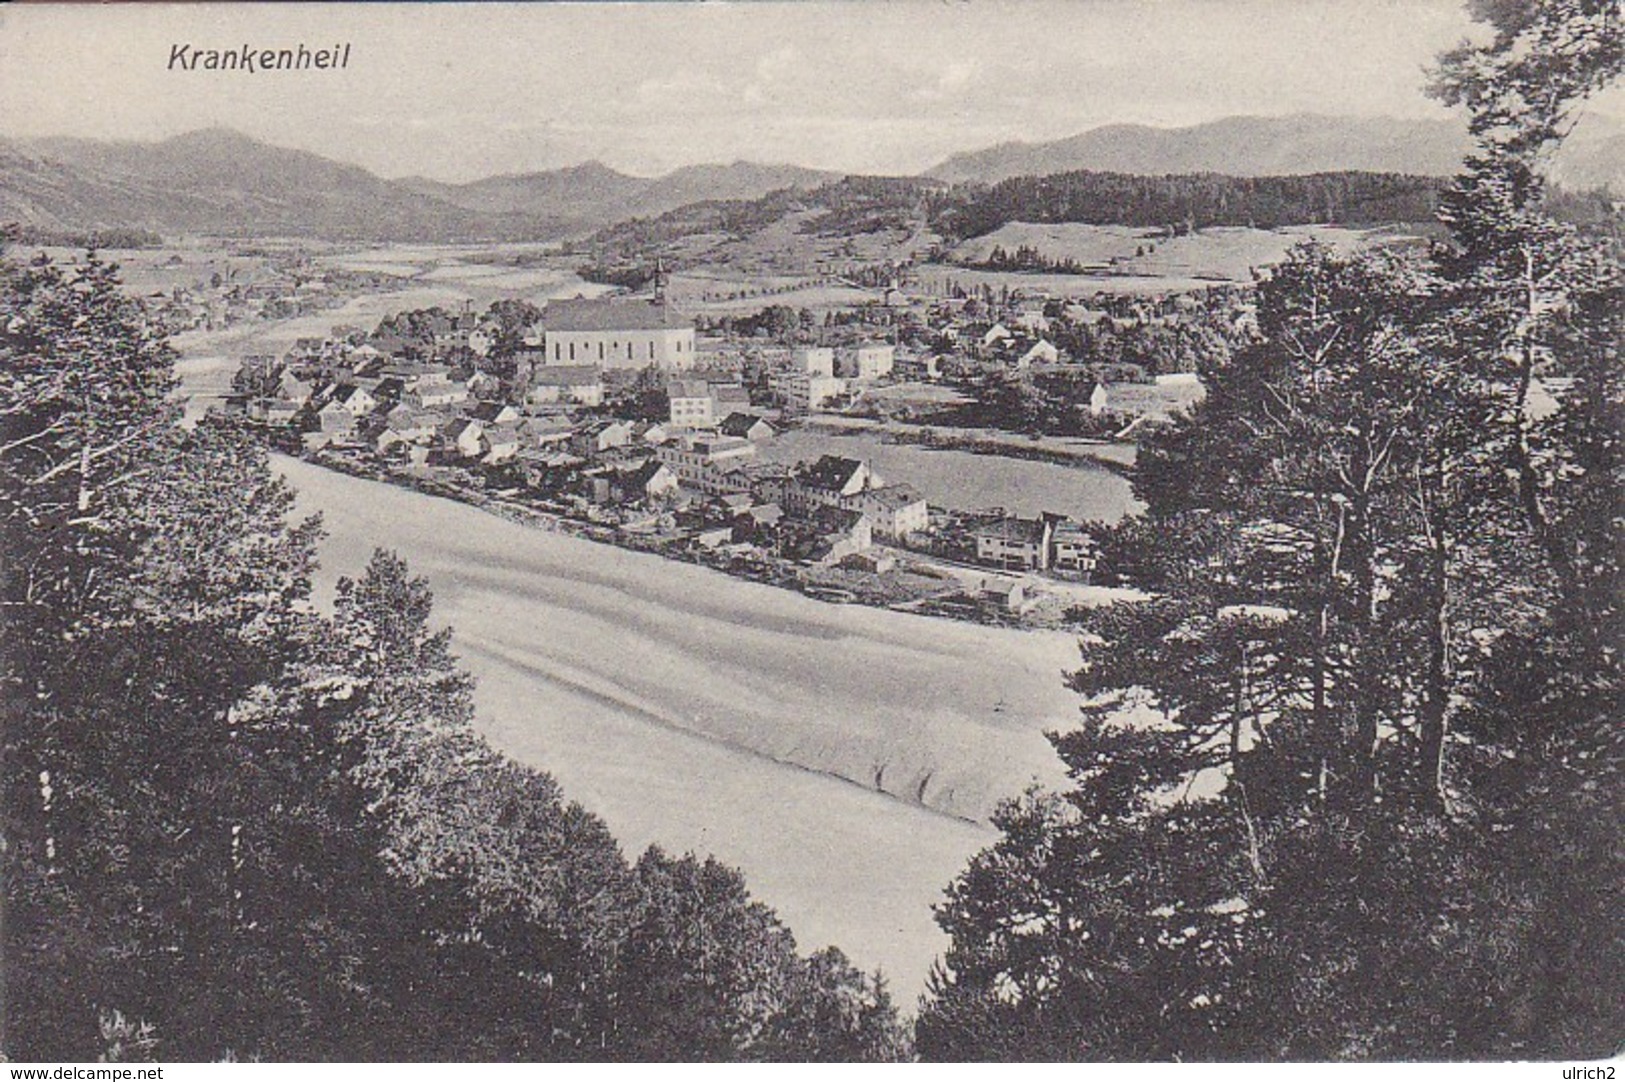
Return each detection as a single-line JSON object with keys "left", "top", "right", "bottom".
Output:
{"left": 400, "top": 160, "right": 836, "bottom": 233}
{"left": 1, "top": 115, "right": 1617, "bottom": 243}
{"left": 928, "top": 113, "right": 1623, "bottom": 190}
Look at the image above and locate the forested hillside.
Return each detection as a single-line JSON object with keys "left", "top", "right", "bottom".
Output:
{"left": 918, "top": 0, "right": 1622, "bottom": 1061}
{"left": 0, "top": 240, "right": 906, "bottom": 1061}
{"left": 936, "top": 170, "right": 1443, "bottom": 237}
{"left": 581, "top": 169, "right": 1445, "bottom": 268}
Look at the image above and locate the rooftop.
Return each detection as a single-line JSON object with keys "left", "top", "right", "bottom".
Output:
{"left": 531, "top": 365, "right": 604, "bottom": 387}
{"left": 974, "top": 516, "right": 1050, "bottom": 544}
{"left": 797, "top": 455, "right": 867, "bottom": 493}
{"left": 545, "top": 298, "right": 692, "bottom": 333}
{"left": 668, "top": 380, "right": 712, "bottom": 400}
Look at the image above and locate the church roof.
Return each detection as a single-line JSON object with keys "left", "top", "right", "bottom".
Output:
{"left": 544, "top": 298, "right": 692, "bottom": 332}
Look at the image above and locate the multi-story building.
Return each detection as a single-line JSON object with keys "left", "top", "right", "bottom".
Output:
{"left": 845, "top": 484, "right": 929, "bottom": 540}
{"left": 792, "top": 346, "right": 836, "bottom": 378}
{"left": 656, "top": 435, "right": 759, "bottom": 496}
{"left": 770, "top": 370, "right": 846, "bottom": 412}
{"left": 783, "top": 455, "right": 874, "bottom": 514}
{"left": 525, "top": 365, "right": 605, "bottom": 408}
{"left": 541, "top": 298, "right": 696, "bottom": 369}
{"left": 1050, "top": 520, "right": 1097, "bottom": 577}
{"left": 973, "top": 516, "right": 1054, "bottom": 571}
{"left": 667, "top": 380, "right": 716, "bottom": 429}
{"left": 844, "top": 342, "right": 895, "bottom": 380}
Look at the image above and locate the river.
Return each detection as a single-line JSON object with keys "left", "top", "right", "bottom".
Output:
{"left": 276, "top": 456, "right": 1084, "bottom": 1002}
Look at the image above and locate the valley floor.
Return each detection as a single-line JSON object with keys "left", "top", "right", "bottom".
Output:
{"left": 278, "top": 455, "right": 1083, "bottom": 1001}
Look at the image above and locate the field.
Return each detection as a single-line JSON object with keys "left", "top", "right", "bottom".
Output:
{"left": 667, "top": 269, "right": 877, "bottom": 314}
{"left": 912, "top": 263, "right": 1227, "bottom": 298}
{"left": 156, "top": 242, "right": 606, "bottom": 420}
{"left": 276, "top": 456, "right": 1086, "bottom": 999}
{"left": 949, "top": 222, "right": 1397, "bottom": 279}
{"left": 915, "top": 222, "right": 1427, "bottom": 298}
{"left": 758, "top": 426, "right": 1142, "bottom": 522}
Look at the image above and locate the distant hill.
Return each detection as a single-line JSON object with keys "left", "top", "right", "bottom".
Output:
{"left": 929, "top": 113, "right": 1622, "bottom": 189}
{"left": 404, "top": 160, "right": 836, "bottom": 234}
{"left": 0, "top": 129, "right": 837, "bottom": 243}
{"left": 2, "top": 116, "right": 1613, "bottom": 245}
{"left": 0, "top": 129, "right": 564, "bottom": 242}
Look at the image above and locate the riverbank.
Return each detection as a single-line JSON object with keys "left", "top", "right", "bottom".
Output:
{"left": 275, "top": 454, "right": 1081, "bottom": 1001}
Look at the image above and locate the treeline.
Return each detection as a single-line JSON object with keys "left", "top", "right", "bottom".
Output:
{"left": 936, "top": 170, "right": 1443, "bottom": 238}
{"left": 960, "top": 243, "right": 1090, "bottom": 274}
{"left": 582, "top": 170, "right": 1446, "bottom": 266}
{"left": 916, "top": 2, "right": 1622, "bottom": 1060}
{"left": 1, "top": 251, "right": 906, "bottom": 1061}
{"left": 4, "top": 222, "right": 165, "bottom": 249}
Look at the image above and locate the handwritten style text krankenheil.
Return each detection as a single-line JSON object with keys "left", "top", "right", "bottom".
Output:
{"left": 167, "top": 43, "right": 351, "bottom": 72}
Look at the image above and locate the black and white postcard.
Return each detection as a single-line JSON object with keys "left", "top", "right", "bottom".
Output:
{"left": 1, "top": 0, "right": 1620, "bottom": 1066}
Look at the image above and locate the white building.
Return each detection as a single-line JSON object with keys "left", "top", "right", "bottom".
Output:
{"left": 525, "top": 365, "right": 605, "bottom": 408}
{"left": 656, "top": 435, "right": 759, "bottom": 496}
{"left": 792, "top": 346, "right": 836, "bottom": 378}
{"left": 667, "top": 380, "right": 716, "bottom": 429}
{"left": 844, "top": 343, "right": 895, "bottom": 380}
{"left": 770, "top": 371, "right": 846, "bottom": 412}
{"left": 541, "top": 298, "right": 696, "bottom": 370}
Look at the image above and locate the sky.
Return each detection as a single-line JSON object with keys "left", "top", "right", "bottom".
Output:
{"left": 0, "top": 1, "right": 1616, "bottom": 181}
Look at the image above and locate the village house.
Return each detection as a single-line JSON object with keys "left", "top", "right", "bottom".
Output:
{"left": 982, "top": 323, "right": 1015, "bottom": 350}
{"left": 630, "top": 420, "right": 670, "bottom": 446}
{"left": 525, "top": 365, "right": 605, "bottom": 409}
{"left": 517, "top": 414, "right": 576, "bottom": 450}
{"left": 978, "top": 576, "right": 1031, "bottom": 614}
{"left": 793, "top": 346, "right": 836, "bottom": 378}
{"left": 974, "top": 515, "right": 1054, "bottom": 571}
{"left": 541, "top": 298, "right": 696, "bottom": 369}
{"left": 316, "top": 400, "right": 357, "bottom": 437}
{"left": 468, "top": 401, "right": 521, "bottom": 427}
{"left": 572, "top": 419, "right": 635, "bottom": 458}
{"left": 248, "top": 397, "right": 302, "bottom": 426}
{"left": 656, "top": 435, "right": 759, "bottom": 496}
{"left": 1085, "top": 380, "right": 1110, "bottom": 416}
{"left": 783, "top": 455, "right": 875, "bottom": 514}
{"left": 718, "top": 412, "right": 777, "bottom": 442}
{"left": 1017, "top": 340, "right": 1060, "bottom": 369}
{"left": 405, "top": 368, "right": 471, "bottom": 410}
{"left": 845, "top": 483, "right": 929, "bottom": 541}
{"left": 278, "top": 371, "right": 315, "bottom": 406}
{"left": 615, "top": 459, "right": 680, "bottom": 504}
{"left": 1050, "top": 520, "right": 1097, "bottom": 577}
{"left": 374, "top": 408, "right": 442, "bottom": 454}
{"left": 785, "top": 506, "right": 873, "bottom": 566}
{"left": 443, "top": 417, "right": 486, "bottom": 459}
{"left": 466, "top": 371, "right": 504, "bottom": 400}
{"left": 770, "top": 370, "right": 846, "bottom": 412}
{"left": 482, "top": 423, "right": 521, "bottom": 464}
{"left": 667, "top": 380, "right": 716, "bottom": 429}
{"left": 842, "top": 343, "right": 895, "bottom": 381}
{"left": 736, "top": 462, "right": 793, "bottom": 508}
{"left": 329, "top": 383, "right": 378, "bottom": 417}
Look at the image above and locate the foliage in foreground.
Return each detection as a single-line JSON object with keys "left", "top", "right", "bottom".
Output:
{"left": 0, "top": 250, "right": 906, "bottom": 1061}
{"left": 919, "top": 0, "right": 1622, "bottom": 1061}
